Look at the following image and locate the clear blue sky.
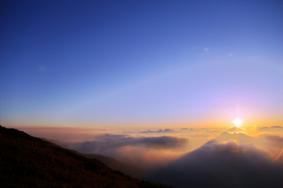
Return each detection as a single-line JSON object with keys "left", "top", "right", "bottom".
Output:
{"left": 1, "top": 0, "right": 283, "bottom": 126}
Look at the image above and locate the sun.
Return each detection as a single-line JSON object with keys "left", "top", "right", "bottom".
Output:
{"left": 232, "top": 117, "right": 243, "bottom": 128}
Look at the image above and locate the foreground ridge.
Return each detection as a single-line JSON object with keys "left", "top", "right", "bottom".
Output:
{"left": 0, "top": 125, "right": 166, "bottom": 188}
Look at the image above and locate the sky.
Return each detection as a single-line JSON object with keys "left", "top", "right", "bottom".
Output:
{"left": 1, "top": 0, "right": 283, "bottom": 128}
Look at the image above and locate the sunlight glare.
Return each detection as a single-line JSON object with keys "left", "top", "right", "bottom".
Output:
{"left": 232, "top": 117, "right": 243, "bottom": 128}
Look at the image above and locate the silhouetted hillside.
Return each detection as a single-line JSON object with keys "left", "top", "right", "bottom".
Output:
{"left": 85, "top": 154, "right": 145, "bottom": 178}
{"left": 0, "top": 125, "right": 165, "bottom": 188}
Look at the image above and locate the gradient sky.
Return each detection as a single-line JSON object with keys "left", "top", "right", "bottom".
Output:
{"left": 1, "top": 0, "right": 283, "bottom": 127}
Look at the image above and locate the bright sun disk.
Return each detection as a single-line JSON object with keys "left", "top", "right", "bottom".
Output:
{"left": 232, "top": 117, "right": 243, "bottom": 128}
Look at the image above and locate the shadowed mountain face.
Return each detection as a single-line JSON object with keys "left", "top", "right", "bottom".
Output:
{"left": 0, "top": 126, "right": 164, "bottom": 188}
{"left": 150, "top": 141, "right": 283, "bottom": 188}
{"left": 85, "top": 153, "right": 145, "bottom": 178}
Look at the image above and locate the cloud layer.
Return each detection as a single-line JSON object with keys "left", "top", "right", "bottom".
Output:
{"left": 258, "top": 126, "right": 283, "bottom": 132}
{"left": 73, "top": 134, "right": 188, "bottom": 154}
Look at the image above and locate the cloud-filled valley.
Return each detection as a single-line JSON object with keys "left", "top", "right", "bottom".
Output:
{"left": 16, "top": 126, "right": 283, "bottom": 187}
{"left": 62, "top": 127, "right": 283, "bottom": 187}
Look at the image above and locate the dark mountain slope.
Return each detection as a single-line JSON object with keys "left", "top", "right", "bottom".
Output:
{"left": 0, "top": 125, "right": 164, "bottom": 188}
{"left": 85, "top": 154, "right": 145, "bottom": 178}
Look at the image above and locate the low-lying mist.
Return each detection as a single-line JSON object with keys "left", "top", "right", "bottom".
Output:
{"left": 20, "top": 126, "right": 283, "bottom": 187}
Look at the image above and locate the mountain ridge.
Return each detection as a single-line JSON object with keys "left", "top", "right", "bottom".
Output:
{"left": 0, "top": 125, "right": 166, "bottom": 188}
